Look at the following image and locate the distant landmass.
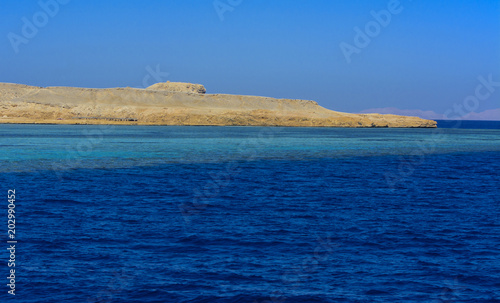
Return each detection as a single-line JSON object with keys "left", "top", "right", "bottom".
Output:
{"left": 360, "top": 107, "right": 500, "bottom": 121}
{"left": 0, "top": 82, "right": 436, "bottom": 127}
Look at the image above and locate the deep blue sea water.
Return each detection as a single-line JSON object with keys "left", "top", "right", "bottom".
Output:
{"left": 1, "top": 122, "right": 499, "bottom": 302}
{"left": 436, "top": 120, "right": 500, "bottom": 129}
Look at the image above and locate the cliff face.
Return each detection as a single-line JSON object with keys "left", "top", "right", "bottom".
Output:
{"left": 0, "top": 82, "right": 437, "bottom": 127}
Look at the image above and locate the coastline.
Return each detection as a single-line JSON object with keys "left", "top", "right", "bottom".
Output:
{"left": 0, "top": 82, "right": 437, "bottom": 128}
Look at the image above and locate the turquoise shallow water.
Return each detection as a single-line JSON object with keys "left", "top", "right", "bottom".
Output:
{"left": 1, "top": 125, "right": 499, "bottom": 171}
{"left": 1, "top": 124, "right": 499, "bottom": 302}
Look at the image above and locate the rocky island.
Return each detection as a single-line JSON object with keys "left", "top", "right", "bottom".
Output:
{"left": 0, "top": 81, "right": 436, "bottom": 127}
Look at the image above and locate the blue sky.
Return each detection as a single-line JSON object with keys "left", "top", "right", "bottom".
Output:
{"left": 1, "top": 0, "right": 499, "bottom": 116}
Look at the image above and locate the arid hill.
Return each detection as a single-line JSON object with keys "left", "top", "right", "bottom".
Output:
{"left": 0, "top": 82, "right": 436, "bottom": 127}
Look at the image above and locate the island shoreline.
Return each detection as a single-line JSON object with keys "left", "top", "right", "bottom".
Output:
{"left": 0, "top": 81, "right": 437, "bottom": 128}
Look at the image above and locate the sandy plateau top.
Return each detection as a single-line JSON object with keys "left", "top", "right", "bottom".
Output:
{"left": 0, "top": 81, "right": 436, "bottom": 127}
{"left": 147, "top": 81, "right": 207, "bottom": 94}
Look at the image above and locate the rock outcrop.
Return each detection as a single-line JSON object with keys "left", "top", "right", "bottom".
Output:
{"left": 0, "top": 82, "right": 436, "bottom": 127}
{"left": 147, "top": 81, "right": 206, "bottom": 94}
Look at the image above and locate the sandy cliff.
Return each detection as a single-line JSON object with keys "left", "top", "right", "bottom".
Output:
{"left": 0, "top": 82, "right": 436, "bottom": 127}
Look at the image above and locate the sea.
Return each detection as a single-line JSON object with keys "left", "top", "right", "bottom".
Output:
{"left": 1, "top": 120, "right": 499, "bottom": 303}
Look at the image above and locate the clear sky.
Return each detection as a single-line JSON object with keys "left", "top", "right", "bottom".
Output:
{"left": 1, "top": 0, "right": 499, "bottom": 116}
